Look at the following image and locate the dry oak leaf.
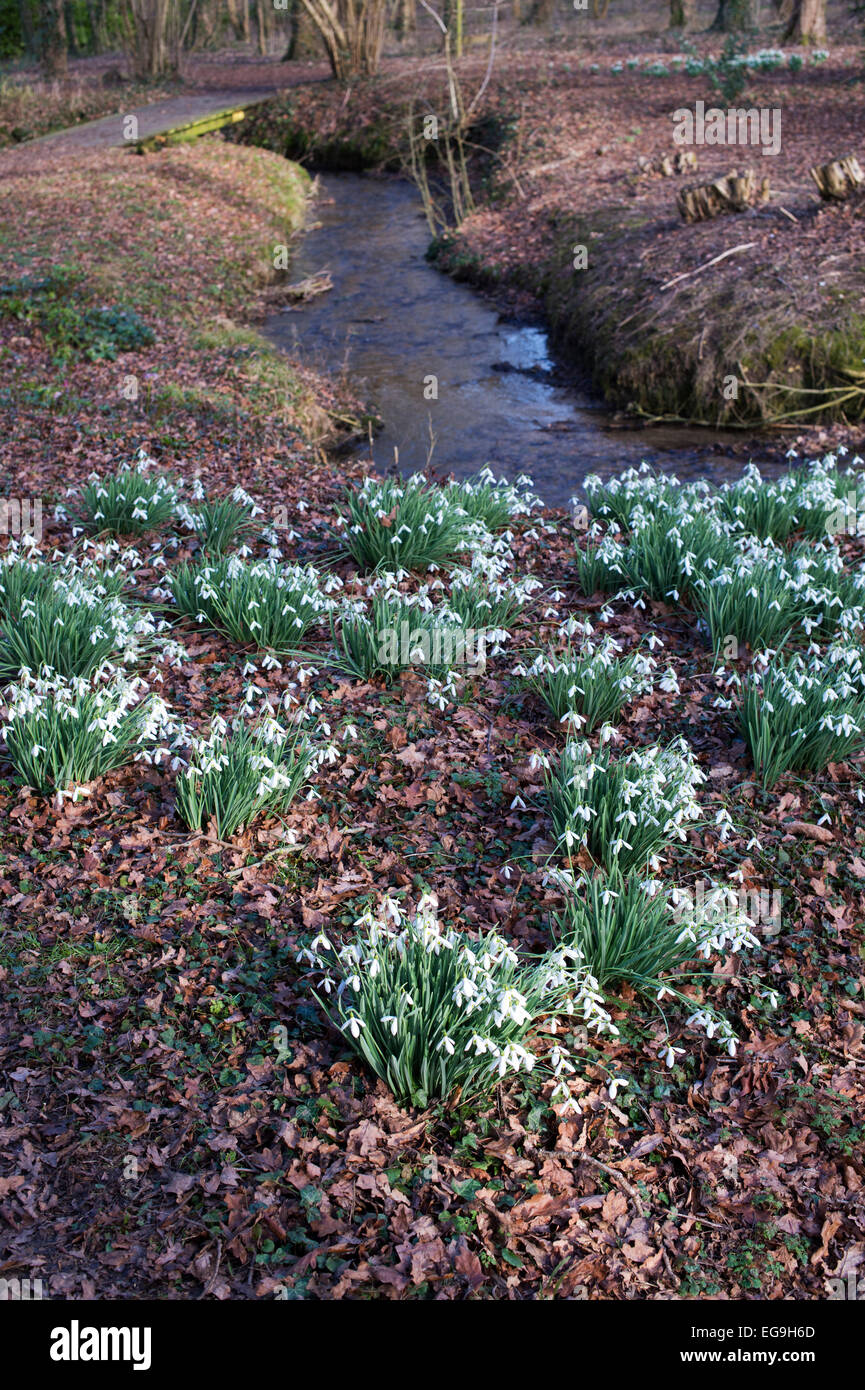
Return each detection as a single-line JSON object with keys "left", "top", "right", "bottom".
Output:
{"left": 786, "top": 821, "right": 834, "bottom": 844}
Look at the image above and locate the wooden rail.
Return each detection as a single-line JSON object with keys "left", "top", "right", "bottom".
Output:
{"left": 132, "top": 97, "right": 272, "bottom": 154}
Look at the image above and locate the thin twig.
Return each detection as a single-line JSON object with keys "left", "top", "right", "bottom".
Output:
{"left": 659, "top": 242, "right": 756, "bottom": 293}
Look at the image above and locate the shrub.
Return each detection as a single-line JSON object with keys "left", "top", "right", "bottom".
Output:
{"left": 1, "top": 672, "right": 171, "bottom": 799}
{"left": 708, "top": 35, "right": 748, "bottom": 106}
{"left": 516, "top": 633, "right": 656, "bottom": 734}
{"left": 739, "top": 643, "right": 865, "bottom": 788}
{"left": 169, "top": 556, "right": 330, "bottom": 653}
{"left": 336, "top": 474, "right": 473, "bottom": 572}
{"left": 545, "top": 737, "right": 705, "bottom": 873}
{"left": 299, "top": 894, "right": 614, "bottom": 1108}
{"left": 175, "top": 714, "right": 318, "bottom": 839}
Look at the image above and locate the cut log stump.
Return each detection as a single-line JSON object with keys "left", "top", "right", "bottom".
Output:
{"left": 810, "top": 156, "right": 864, "bottom": 202}
{"left": 638, "top": 150, "right": 699, "bottom": 178}
{"left": 676, "top": 169, "right": 770, "bottom": 224}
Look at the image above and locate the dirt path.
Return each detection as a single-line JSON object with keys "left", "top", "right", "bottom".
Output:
{"left": 31, "top": 89, "right": 283, "bottom": 151}
{"left": 4, "top": 88, "right": 281, "bottom": 161}
{"left": 0, "top": 71, "right": 328, "bottom": 176}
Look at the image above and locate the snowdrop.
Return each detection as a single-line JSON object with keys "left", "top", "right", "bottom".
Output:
{"left": 300, "top": 894, "right": 611, "bottom": 1108}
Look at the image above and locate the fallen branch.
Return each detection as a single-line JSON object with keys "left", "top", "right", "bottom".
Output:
{"left": 659, "top": 242, "right": 756, "bottom": 292}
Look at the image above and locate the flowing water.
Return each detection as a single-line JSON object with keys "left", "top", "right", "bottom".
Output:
{"left": 265, "top": 172, "right": 763, "bottom": 509}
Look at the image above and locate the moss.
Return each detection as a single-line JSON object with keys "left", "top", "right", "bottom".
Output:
{"left": 426, "top": 235, "right": 503, "bottom": 291}
{"left": 538, "top": 211, "right": 865, "bottom": 427}
{"left": 189, "top": 319, "right": 330, "bottom": 441}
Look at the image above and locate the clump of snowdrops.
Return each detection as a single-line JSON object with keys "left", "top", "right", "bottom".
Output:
{"left": 299, "top": 894, "right": 617, "bottom": 1109}
{"left": 62, "top": 450, "right": 179, "bottom": 537}
{"left": 0, "top": 546, "right": 171, "bottom": 684}
{"left": 335, "top": 474, "right": 488, "bottom": 573}
{"left": 168, "top": 556, "right": 337, "bottom": 653}
{"left": 515, "top": 622, "right": 661, "bottom": 734}
{"left": 738, "top": 642, "right": 865, "bottom": 788}
{"left": 175, "top": 712, "right": 317, "bottom": 839}
{"left": 1, "top": 670, "right": 176, "bottom": 801}
{"left": 551, "top": 866, "right": 758, "bottom": 1056}
{"left": 544, "top": 736, "right": 706, "bottom": 873}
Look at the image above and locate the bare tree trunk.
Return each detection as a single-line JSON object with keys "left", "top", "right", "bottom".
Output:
{"left": 122, "top": 0, "right": 179, "bottom": 81}
{"left": 193, "top": 0, "right": 220, "bottom": 46}
{"left": 394, "top": 0, "right": 416, "bottom": 37}
{"left": 39, "top": 0, "right": 69, "bottom": 77}
{"left": 524, "top": 0, "right": 554, "bottom": 24}
{"left": 284, "top": 0, "right": 323, "bottom": 58}
{"left": 226, "top": 0, "right": 251, "bottom": 40}
{"left": 64, "top": 0, "right": 81, "bottom": 55}
{"left": 18, "top": 0, "right": 34, "bottom": 56}
{"left": 711, "top": 0, "right": 761, "bottom": 29}
{"left": 85, "top": 0, "right": 107, "bottom": 50}
{"left": 255, "top": 0, "right": 269, "bottom": 53}
{"left": 298, "top": 0, "right": 387, "bottom": 79}
{"left": 670, "top": 0, "right": 696, "bottom": 28}
{"left": 784, "top": 0, "right": 826, "bottom": 42}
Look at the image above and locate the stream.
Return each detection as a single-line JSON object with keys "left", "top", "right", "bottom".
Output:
{"left": 266, "top": 173, "right": 760, "bottom": 509}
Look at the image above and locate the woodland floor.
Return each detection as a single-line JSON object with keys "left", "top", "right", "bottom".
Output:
{"left": 0, "top": 24, "right": 863, "bottom": 1302}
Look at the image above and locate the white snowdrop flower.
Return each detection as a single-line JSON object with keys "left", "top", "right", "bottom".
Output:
{"left": 510, "top": 794, "right": 527, "bottom": 810}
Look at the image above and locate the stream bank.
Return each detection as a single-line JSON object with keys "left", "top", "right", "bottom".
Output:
{"left": 267, "top": 172, "right": 759, "bottom": 509}
{"left": 235, "top": 60, "right": 865, "bottom": 445}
